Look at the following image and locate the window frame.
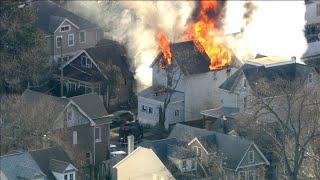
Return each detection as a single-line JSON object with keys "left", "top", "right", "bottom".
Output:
{"left": 79, "top": 30, "right": 86, "bottom": 43}
{"left": 60, "top": 25, "right": 71, "bottom": 32}
{"left": 95, "top": 127, "right": 101, "bottom": 142}
{"left": 317, "top": 3, "right": 320, "bottom": 17}
{"left": 80, "top": 56, "right": 92, "bottom": 68}
{"left": 248, "top": 150, "right": 254, "bottom": 163}
{"left": 174, "top": 110, "right": 179, "bottom": 117}
{"left": 181, "top": 160, "right": 187, "bottom": 171}
{"left": 193, "top": 146, "right": 201, "bottom": 157}
{"left": 69, "top": 173, "right": 74, "bottom": 180}
{"left": 64, "top": 174, "right": 68, "bottom": 180}
{"left": 148, "top": 107, "right": 153, "bottom": 114}
{"left": 141, "top": 105, "right": 147, "bottom": 112}
{"left": 56, "top": 36, "right": 62, "bottom": 48}
{"left": 72, "top": 131, "right": 77, "bottom": 145}
{"left": 68, "top": 33, "right": 75, "bottom": 47}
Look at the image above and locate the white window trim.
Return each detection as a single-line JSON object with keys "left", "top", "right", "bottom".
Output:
{"left": 79, "top": 30, "right": 86, "bottom": 43}
{"left": 68, "top": 34, "right": 75, "bottom": 47}
{"left": 60, "top": 24, "right": 71, "bottom": 32}
{"left": 248, "top": 150, "right": 254, "bottom": 163}
{"left": 56, "top": 36, "right": 62, "bottom": 48}
{"left": 193, "top": 146, "right": 201, "bottom": 156}
{"left": 95, "top": 127, "right": 101, "bottom": 142}
{"left": 73, "top": 131, "right": 77, "bottom": 145}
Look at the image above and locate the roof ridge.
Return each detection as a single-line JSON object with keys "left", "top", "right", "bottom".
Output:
{"left": 29, "top": 146, "right": 59, "bottom": 152}
{"left": 70, "top": 92, "right": 98, "bottom": 98}
{"left": 0, "top": 151, "right": 26, "bottom": 158}
{"left": 50, "top": 158, "right": 69, "bottom": 164}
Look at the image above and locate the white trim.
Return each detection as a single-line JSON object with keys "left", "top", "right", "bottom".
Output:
{"left": 69, "top": 100, "right": 96, "bottom": 126}
{"left": 236, "top": 143, "right": 253, "bottom": 171}
{"left": 252, "top": 143, "right": 270, "bottom": 165}
{"left": 60, "top": 24, "right": 71, "bottom": 33}
{"left": 113, "top": 146, "right": 143, "bottom": 168}
{"left": 60, "top": 50, "right": 109, "bottom": 80}
{"left": 68, "top": 34, "right": 75, "bottom": 47}
{"left": 54, "top": 18, "right": 79, "bottom": 33}
{"left": 56, "top": 35, "right": 62, "bottom": 48}
{"left": 187, "top": 138, "right": 209, "bottom": 155}
{"left": 79, "top": 30, "right": 86, "bottom": 43}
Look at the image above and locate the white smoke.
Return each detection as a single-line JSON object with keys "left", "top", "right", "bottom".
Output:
{"left": 224, "top": 1, "right": 307, "bottom": 62}
{"left": 66, "top": 1, "right": 195, "bottom": 90}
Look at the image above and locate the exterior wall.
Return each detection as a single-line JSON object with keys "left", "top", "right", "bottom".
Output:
{"left": 52, "top": 20, "right": 103, "bottom": 61}
{"left": 138, "top": 96, "right": 185, "bottom": 129}
{"left": 306, "top": 1, "right": 320, "bottom": 25}
{"left": 0, "top": 171, "right": 8, "bottom": 180}
{"left": 114, "top": 147, "right": 174, "bottom": 180}
{"left": 52, "top": 171, "right": 76, "bottom": 180}
{"left": 94, "top": 123, "right": 110, "bottom": 164}
{"left": 184, "top": 69, "right": 236, "bottom": 121}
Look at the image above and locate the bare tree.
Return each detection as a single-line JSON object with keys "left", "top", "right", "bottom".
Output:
{"left": 243, "top": 77, "right": 320, "bottom": 180}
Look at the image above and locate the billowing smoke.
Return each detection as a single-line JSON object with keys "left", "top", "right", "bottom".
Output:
{"left": 66, "top": 1, "right": 195, "bottom": 90}
{"left": 224, "top": 1, "right": 307, "bottom": 61}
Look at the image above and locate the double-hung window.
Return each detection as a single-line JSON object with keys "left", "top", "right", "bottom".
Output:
{"left": 80, "top": 31, "right": 86, "bottom": 43}
{"left": 95, "top": 127, "right": 101, "bottom": 142}
{"left": 81, "top": 56, "right": 92, "bottom": 68}
{"left": 68, "top": 34, "right": 74, "bottom": 46}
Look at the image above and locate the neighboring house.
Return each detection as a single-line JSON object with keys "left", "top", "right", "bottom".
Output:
{"left": 201, "top": 56, "right": 317, "bottom": 127}
{"left": 32, "top": 0, "right": 104, "bottom": 62}
{"left": 30, "top": 146, "right": 77, "bottom": 180}
{"left": 113, "top": 146, "right": 175, "bottom": 180}
{"left": 168, "top": 124, "right": 270, "bottom": 180}
{"left": 138, "top": 40, "right": 237, "bottom": 128}
{"left": 21, "top": 89, "right": 112, "bottom": 178}
{"left": 54, "top": 39, "right": 134, "bottom": 110}
{"left": 0, "top": 151, "right": 46, "bottom": 180}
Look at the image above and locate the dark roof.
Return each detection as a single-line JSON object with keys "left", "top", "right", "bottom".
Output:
{"left": 30, "top": 146, "right": 75, "bottom": 178}
{"left": 152, "top": 41, "right": 211, "bottom": 75}
{"left": 0, "top": 152, "right": 45, "bottom": 180}
{"left": 138, "top": 86, "right": 184, "bottom": 103}
{"left": 32, "top": 0, "right": 98, "bottom": 34}
{"left": 49, "top": 159, "right": 70, "bottom": 173}
{"left": 219, "top": 62, "right": 314, "bottom": 94}
{"left": 169, "top": 124, "right": 255, "bottom": 170}
{"left": 70, "top": 93, "right": 108, "bottom": 119}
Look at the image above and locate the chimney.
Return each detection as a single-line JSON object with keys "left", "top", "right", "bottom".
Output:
{"left": 127, "top": 135, "right": 134, "bottom": 154}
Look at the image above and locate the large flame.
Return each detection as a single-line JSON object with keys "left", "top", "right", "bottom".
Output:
{"left": 183, "top": 1, "right": 234, "bottom": 70}
{"left": 157, "top": 31, "right": 172, "bottom": 68}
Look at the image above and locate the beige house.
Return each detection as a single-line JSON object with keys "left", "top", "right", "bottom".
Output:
{"left": 113, "top": 147, "right": 174, "bottom": 180}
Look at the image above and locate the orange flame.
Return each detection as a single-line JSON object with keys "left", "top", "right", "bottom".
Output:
{"left": 157, "top": 31, "right": 172, "bottom": 68}
{"left": 183, "top": 1, "right": 234, "bottom": 70}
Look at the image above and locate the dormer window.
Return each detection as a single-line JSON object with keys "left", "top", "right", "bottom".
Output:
{"left": 193, "top": 146, "right": 201, "bottom": 156}
{"left": 60, "top": 25, "right": 71, "bottom": 32}
{"left": 81, "top": 56, "right": 92, "bottom": 68}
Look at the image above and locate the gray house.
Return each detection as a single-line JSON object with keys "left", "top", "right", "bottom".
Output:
{"left": 138, "top": 41, "right": 237, "bottom": 128}
{"left": 32, "top": 0, "right": 104, "bottom": 62}
{"left": 168, "top": 124, "right": 270, "bottom": 180}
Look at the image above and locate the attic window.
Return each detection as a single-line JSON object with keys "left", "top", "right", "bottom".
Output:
{"left": 81, "top": 56, "right": 92, "bottom": 68}
{"left": 60, "top": 25, "right": 71, "bottom": 32}
{"left": 248, "top": 150, "right": 254, "bottom": 163}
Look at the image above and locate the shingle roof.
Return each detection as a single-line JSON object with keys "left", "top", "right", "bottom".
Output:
{"left": 152, "top": 41, "right": 211, "bottom": 75}
{"left": 0, "top": 152, "right": 45, "bottom": 180}
{"left": 30, "top": 146, "right": 75, "bottom": 178}
{"left": 70, "top": 93, "right": 108, "bottom": 119}
{"left": 138, "top": 86, "right": 184, "bottom": 103}
{"left": 32, "top": 0, "right": 98, "bottom": 34}
{"left": 49, "top": 159, "right": 70, "bottom": 173}
{"left": 169, "top": 124, "right": 254, "bottom": 170}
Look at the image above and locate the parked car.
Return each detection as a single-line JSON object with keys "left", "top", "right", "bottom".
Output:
{"left": 111, "top": 110, "right": 134, "bottom": 129}
{"left": 118, "top": 122, "right": 143, "bottom": 145}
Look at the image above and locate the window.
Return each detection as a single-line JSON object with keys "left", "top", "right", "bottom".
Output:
{"left": 191, "top": 160, "right": 196, "bottom": 170}
{"left": 248, "top": 150, "right": 254, "bottom": 163}
{"left": 56, "top": 36, "right": 62, "bottom": 48}
{"left": 244, "top": 96, "right": 247, "bottom": 109}
{"left": 68, "top": 82, "right": 77, "bottom": 92}
{"left": 308, "top": 73, "right": 313, "bottom": 83}
{"left": 60, "top": 25, "right": 71, "bottom": 32}
{"left": 175, "top": 110, "right": 179, "bottom": 116}
{"left": 317, "top": 3, "right": 320, "bottom": 16}
{"left": 80, "top": 31, "right": 86, "bottom": 43}
{"left": 248, "top": 170, "right": 255, "bottom": 180}
{"left": 64, "top": 174, "right": 68, "bottom": 180}
{"left": 141, "top": 105, "right": 147, "bottom": 111}
{"left": 181, "top": 160, "right": 187, "bottom": 171}
{"left": 69, "top": 173, "right": 74, "bottom": 180}
{"left": 86, "top": 152, "right": 92, "bottom": 164}
{"left": 95, "top": 127, "right": 101, "bottom": 142}
{"left": 239, "top": 171, "right": 246, "bottom": 180}
{"left": 81, "top": 56, "right": 92, "bottom": 68}
{"left": 73, "top": 131, "right": 77, "bottom": 145}
{"left": 243, "top": 79, "right": 247, "bottom": 88}
{"left": 63, "top": 55, "right": 71, "bottom": 62}
{"left": 67, "top": 108, "right": 74, "bottom": 122}
{"left": 148, "top": 107, "right": 153, "bottom": 114}
{"left": 68, "top": 34, "right": 74, "bottom": 46}
{"left": 193, "top": 146, "right": 201, "bottom": 156}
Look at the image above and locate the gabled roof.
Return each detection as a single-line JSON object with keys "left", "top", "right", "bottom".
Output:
{"left": 32, "top": 0, "right": 98, "bottom": 34}
{"left": 151, "top": 41, "right": 211, "bottom": 75}
{"left": 0, "top": 152, "right": 46, "bottom": 180}
{"left": 30, "top": 146, "right": 76, "bottom": 178}
{"left": 170, "top": 124, "right": 268, "bottom": 170}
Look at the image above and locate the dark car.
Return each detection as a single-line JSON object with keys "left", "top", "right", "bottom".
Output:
{"left": 110, "top": 110, "right": 134, "bottom": 129}
{"left": 118, "top": 122, "right": 143, "bottom": 145}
